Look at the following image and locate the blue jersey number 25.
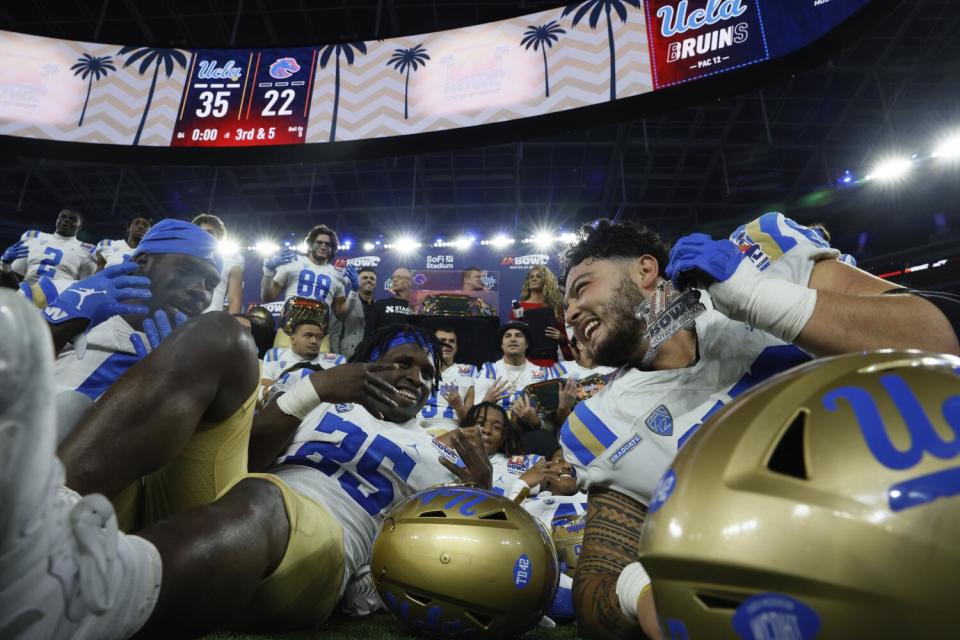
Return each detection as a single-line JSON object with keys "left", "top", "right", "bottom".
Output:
{"left": 285, "top": 413, "right": 416, "bottom": 515}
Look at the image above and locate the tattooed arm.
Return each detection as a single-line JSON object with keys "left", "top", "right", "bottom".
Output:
{"left": 573, "top": 486, "right": 662, "bottom": 640}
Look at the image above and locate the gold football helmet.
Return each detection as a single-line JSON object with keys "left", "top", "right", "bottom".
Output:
{"left": 551, "top": 513, "right": 585, "bottom": 578}
{"left": 640, "top": 350, "right": 960, "bottom": 639}
{"left": 372, "top": 486, "right": 559, "bottom": 638}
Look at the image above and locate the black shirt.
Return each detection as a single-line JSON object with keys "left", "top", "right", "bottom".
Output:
{"left": 364, "top": 296, "right": 412, "bottom": 338}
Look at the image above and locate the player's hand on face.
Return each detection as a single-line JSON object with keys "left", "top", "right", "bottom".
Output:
{"left": 557, "top": 378, "right": 578, "bottom": 412}
{"left": 440, "top": 427, "right": 493, "bottom": 489}
{"left": 519, "top": 458, "right": 548, "bottom": 488}
{"left": 440, "top": 383, "right": 461, "bottom": 406}
{"left": 482, "top": 377, "right": 511, "bottom": 404}
{"left": 512, "top": 393, "right": 540, "bottom": 429}
{"left": 1, "top": 240, "right": 28, "bottom": 265}
{"left": 306, "top": 362, "right": 403, "bottom": 418}
{"left": 665, "top": 233, "right": 744, "bottom": 289}
{"left": 545, "top": 326, "right": 563, "bottom": 341}
{"left": 43, "top": 261, "right": 151, "bottom": 332}
{"left": 129, "top": 308, "right": 188, "bottom": 358}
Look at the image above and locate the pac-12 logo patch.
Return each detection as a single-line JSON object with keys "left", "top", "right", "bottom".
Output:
{"left": 335, "top": 403, "right": 353, "bottom": 413}
{"left": 269, "top": 57, "right": 301, "bottom": 79}
{"left": 645, "top": 404, "right": 674, "bottom": 436}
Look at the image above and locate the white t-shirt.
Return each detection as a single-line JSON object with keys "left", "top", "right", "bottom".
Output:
{"left": 272, "top": 256, "right": 345, "bottom": 310}
{"left": 94, "top": 238, "right": 135, "bottom": 269}
{"left": 274, "top": 403, "right": 460, "bottom": 600}
{"left": 559, "top": 213, "right": 838, "bottom": 505}
{"left": 13, "top": 230, "right": 96, "bottom": 284}
{"left": 418, "top": 363, "right": 477, "bottom": 432}
{"left": 205, "top": 251, "right": 245, "bottom": 313}
{"left": 474, "top": 359, "right": 556, "bottom": 414}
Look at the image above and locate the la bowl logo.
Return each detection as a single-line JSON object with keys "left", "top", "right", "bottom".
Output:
{"left": 269, "top": 57, "right": 301, "bottom": 79}
{"left": 336, "top": 256, "right": 380, "bottom": 268}
{"left": 502, "top": 254, "right": 550, "bottom": 269}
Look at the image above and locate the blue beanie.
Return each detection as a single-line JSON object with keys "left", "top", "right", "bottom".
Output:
{"left": 133, "top": 218, "right": 223, "bottom": 273}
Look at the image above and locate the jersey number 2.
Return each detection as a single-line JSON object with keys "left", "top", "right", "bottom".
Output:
{"left": 37, "top": 247, "right": 63, "bottom": 277}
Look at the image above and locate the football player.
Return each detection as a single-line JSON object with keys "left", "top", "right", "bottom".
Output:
{"left": 3, "top": 209, "right": 96, "bottom": 285}
{"left": 418, "top": 326, "right": 476, "bottom": 434}
{"left": 95, "top": 216, "right": 152, "bottom": 271}
{"left": 193, "top": 213, "right": 245, "bottom": 314}
{"left": 559, "top": 215, "right": 960, "bottom": 639}
{"left": 260, "top": 224, "right": 359, "bottom": 329}
{"left": 0, "top": 293, "right": 491, "bottom": 638}
{"left": 260, "top": 318, "right": 346, "bottom": 403}
{"left": 472, "top": 321, "right": 556, "bottom": 428}
{"left": 47, "top": 218, "right": 224, "bottom": 441}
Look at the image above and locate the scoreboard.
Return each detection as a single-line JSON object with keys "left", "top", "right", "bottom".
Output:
{"left": 172, "top": 47, "right": 316, "bottom": 147}
{"left": 0, "top": 1, "right": 873, "bottom": 149}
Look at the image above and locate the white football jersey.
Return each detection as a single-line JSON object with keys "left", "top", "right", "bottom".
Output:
{"left": 261, "top": 347, "right": 346, "bottom": 396}
{"left": 13, "top": 230, "right": 96, "bottom": 284}
{"left": 273, "top": 403, "right": 460, "bottom": 591}
{"left": 205, "top": 251, "right": 245, "bottom": 312}
{"left": 272, "top": 256, "right": 345, "bottom": 310}
{"left": 418, "top": 363, "right": 477, "bottom": 431}
{"left": 474, "top": 359, "right": 556, "bottom": 413}
{"left": 94, "top": 238, "right": 135, "bottom": 269}
{"left": 560, "top": 213, "right": 838, "bottom": 505}
{"left": 489, "top": 452, "right": 545, "bottom": 497}
{"left": 522, "top": 492, "right": 589, "bottom": 530}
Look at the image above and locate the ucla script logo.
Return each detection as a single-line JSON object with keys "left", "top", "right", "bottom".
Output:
{"left": 656, "top": 0, "right": 748, "bottom": 37}
{"left": 822, "top": 373, "right": 960, "bottom": 512}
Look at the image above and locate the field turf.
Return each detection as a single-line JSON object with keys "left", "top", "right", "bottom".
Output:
{"left": 205, "top": 612, "right": 580, "bottom": 639}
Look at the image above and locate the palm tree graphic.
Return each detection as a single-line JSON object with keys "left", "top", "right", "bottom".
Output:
{"left": 520, "top": 21, "right": 566, "bottom": 98}
{"left": 70, "top": 54, "right": 115, "bottom": 127}
{"left": 319, "top": 41, "right": 367, "bottom": 142}
{"left": 562, "top": 0, "right": 641, "bottom": 101}
{"left": 387, "top": 44, "right": 430, "bottom": 120}
{"left": 117, "top": 47, "right": 188, "bottom": 145}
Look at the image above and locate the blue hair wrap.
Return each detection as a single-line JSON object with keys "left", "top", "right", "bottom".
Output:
{"left": 370, "top": 330, "right": 432, "bottom": 361}
{"left": 133, "top": 218, "right": 223, "bottom": 273}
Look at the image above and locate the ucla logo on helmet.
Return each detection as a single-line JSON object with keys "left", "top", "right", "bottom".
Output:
{"left": 335, "top": 403, "right": 353, "bottom": 413}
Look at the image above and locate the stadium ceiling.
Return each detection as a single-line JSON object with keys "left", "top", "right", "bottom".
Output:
{"left": 0, "top": 0, "right": 959, "bottom": 267}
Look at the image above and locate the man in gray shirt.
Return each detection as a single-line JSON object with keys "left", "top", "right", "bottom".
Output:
{"left": 329, "top": 266, "right": 376, "bottom": 359}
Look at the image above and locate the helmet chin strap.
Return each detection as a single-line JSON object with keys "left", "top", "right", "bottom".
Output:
{"left": 635, "top": 280, "right": 706, "bottom": 369}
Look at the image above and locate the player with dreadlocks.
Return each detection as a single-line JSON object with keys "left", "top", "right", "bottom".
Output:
{"left": 1, "top": 299, "right": 492, "bottom": 639}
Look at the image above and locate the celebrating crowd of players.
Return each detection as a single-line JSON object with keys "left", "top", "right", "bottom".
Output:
{"left": 1, "top": 206, "right": 958, "bottom": 639}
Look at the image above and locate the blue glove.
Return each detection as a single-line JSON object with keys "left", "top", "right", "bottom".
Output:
{"left": 263, "top": 248, "right": 297, "bottom": 274}
{"left": 43, "top": 261, "right": 151, "bottom": 330}
{"left": 130, "top": 309, "right": 188, "bottom": 358}
{"left": 343, "top": 264, "right": 360, "bottom": 292}
{"left": 1, "top": 240, "right": 28, "bottom": 264}
{"left": 665, "top": 233, "right": 744, "bottom": 289}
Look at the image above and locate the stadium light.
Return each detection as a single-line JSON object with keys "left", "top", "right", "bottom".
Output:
{"left": 488, "top": 234, "right": 514, "bottom": 249}
{"left": 391, "top": 236, "right": 421, "bottom": 254}
{"left": 254, "top": 240, "right": 280, "bottom": 255}
{"left": 933, "top": 134, "right": 960, "bottom": 160}
{"left": 363, "top": 241, "right": 375, "bottom": 251}
{"left": 218, "top": 239, "right": 239, "bottom": 257}
{"left": 298, "top": 241, "right": 309, "bottom": 253}
{"left": 533, "top": 230, "right": 555, "bottom": 250}
{"left": 452, "top": 235, "right": 473, "bottom": 250}
{"left": 865, "top": 157, "right": 912, "bottom": 183}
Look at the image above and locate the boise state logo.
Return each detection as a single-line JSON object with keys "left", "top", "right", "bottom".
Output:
{"left": 269, "top": 57, "right": 301, "bottom": 79}
{"left": 645, "top": 404, "right": 674, "bottom": 436}
{"left": 335, "top": 403, "right": 353, "bottom": 413}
